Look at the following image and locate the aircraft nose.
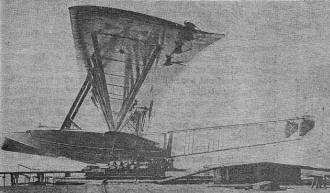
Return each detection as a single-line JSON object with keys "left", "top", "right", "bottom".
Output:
{"left": 1, "top": 138, "right": 12, "bottom": 151}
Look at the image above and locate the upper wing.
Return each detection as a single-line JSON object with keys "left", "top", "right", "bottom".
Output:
{"left": 69, "top": 6, "right": 224, "bottom": 131}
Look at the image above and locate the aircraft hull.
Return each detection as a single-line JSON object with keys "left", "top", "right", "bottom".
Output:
{"left": 2, "top": 130, "right": 167, "bottom": 164}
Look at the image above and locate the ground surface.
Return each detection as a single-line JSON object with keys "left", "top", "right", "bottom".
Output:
{"left": 1, "top": 184, "right": 329, "bottom": 193}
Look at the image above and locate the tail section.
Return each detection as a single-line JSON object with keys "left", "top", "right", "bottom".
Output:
{"left": 285, "top": 115, "right": 315, "bottom": 138}
{"left": 299, "top": 116, "right": 315, "bottom": 136}
{"left": 284, "top": 120, "right": 299, "bottom": 138}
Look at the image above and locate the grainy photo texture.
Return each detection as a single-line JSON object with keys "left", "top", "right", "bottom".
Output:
{"left": 1, "top": 1, "right": 330, "bottom": 192}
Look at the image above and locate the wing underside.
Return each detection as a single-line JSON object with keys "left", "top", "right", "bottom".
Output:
{"left": 69, "top": 6, "right": 224, "bottom": 132}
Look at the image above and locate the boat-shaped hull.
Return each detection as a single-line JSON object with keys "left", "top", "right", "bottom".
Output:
{"left": 2, "top": 130, "right": 167, "bottom": 164}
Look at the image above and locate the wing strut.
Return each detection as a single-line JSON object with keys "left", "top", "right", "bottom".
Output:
{"left": 60, "top": 74, "right": 91, "bottom": 130}
{"left": 90, "top": 32, "right": 116, "bottom": 131}
{"left": 116, "top": 45, "right": 162, "bottom": 130}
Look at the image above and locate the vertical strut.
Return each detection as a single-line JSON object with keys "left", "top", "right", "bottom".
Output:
{"left": 60, "top": 74, "right": 91, "bottom": 130}
{"left": 116, "top": 45, "right": 161, "bottom": 130}
{"left": 91, "top": 32, "right": 116, "bottom": 131}
{"left": 166, "top": 131, "right": 173, "bottom": 157}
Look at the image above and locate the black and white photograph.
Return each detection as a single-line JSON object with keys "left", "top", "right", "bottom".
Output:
{"left": 1, "top": 1, "right": 330, "bottom": 192}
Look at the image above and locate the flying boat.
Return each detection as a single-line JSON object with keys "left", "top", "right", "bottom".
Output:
{"left": 2, "top": 6, "right": 315, "bottom": 166}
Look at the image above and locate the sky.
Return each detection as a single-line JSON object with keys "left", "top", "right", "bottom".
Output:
{"left": 1, "top": 0, "right": 330, "bottom": 171}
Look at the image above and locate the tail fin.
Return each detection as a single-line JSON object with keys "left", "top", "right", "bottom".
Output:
{"left": 299, "top": 116, "right": 315, "bottom": 136}
{"left": 285, "top": 116, "right": 315, "bottom": 138}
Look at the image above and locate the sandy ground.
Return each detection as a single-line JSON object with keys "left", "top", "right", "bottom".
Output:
{"left": 1, "top": 184, "right": 329, "bottom": 193}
